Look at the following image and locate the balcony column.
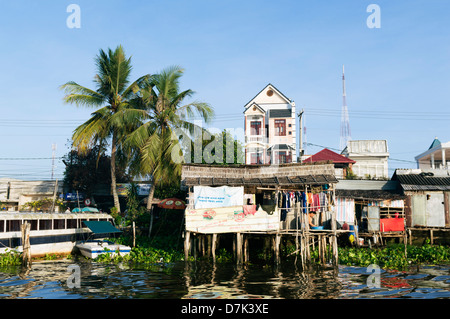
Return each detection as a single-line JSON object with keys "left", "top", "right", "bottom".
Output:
{"left": 431, "top": 153, "right": 435, "bottom": 169}
{"left": 442, "top": 148, "right": 447, "bottom": 169}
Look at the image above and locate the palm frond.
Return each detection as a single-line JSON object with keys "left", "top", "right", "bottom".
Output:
{"left": 60, "top": 81, "right": 104, "bottom": 107}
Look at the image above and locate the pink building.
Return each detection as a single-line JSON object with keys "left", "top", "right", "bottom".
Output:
{"left": 243, "top": 84, "right": 296, "bottom": 165}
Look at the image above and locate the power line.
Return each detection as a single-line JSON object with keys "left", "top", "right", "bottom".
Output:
{"left": 305, "top": 142, "right": 416, "bottom": 164}
{"left": 0, "top": 157, "right": 63, "bottom": 160}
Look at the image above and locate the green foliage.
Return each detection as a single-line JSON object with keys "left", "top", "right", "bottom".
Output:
{"left": 61, "top": 45, "right": 151, "bottom": 213}
{"left": 0, "top": 250, "right": 22, "bottom": 267}
{"left": 154, "top": 183, "right": 185, "bottom": 201}
{"left": 21, "top": 197, "right": 66, "bottom": 212}
{"left": 62, "top": 144, "right": 131, "bottom": 196}
{"left": 93, "top": 245, "right": 184, "bottom": 264}
{"left": 121, "top": 183, "right": 147, "bottom": 227}
{"left": 190, "top": 129, "right": 245, "bottom": 165}
{"left": 338, "top": 244, "right": 450, "bottom": 270}
{"left": 345, "top": 169, "right": 357, "bottom": 180}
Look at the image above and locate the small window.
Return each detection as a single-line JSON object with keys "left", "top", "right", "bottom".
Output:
{"left": 289, "top": 131, "right": 292, "bottom": 135}
{"left": 39, "top": 220, "right": 52, "bottom": 231}
{"left": 6, "top": 220, "right": 21, "bottom": 232}
{"left": 25, "top": 220, "right": 38, "bottom": 231}
{"left": 275, "top": 119, "right": 286, "bottom": 136}
{"left": 54, "top": 219, "right": 66, "bottom": 230}
{"left": 250, "top": 121, "right": 261, "bottom": 135}
{"left": 67, "top": 219, "right": 78, "bottom": 229}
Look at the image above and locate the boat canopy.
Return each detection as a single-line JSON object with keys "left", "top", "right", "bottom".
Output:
{"left": 83, "top": 221, "right": 122, "bottom": 234}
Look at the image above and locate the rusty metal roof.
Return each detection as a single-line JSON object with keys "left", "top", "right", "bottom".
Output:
{"left": 394, "top": 172, "right": 450, "bottom": 191}
{"left": 183, "top": 174, "right": 337, "bottom": 186}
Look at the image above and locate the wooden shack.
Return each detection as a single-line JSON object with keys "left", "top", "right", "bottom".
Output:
{"left": 181, "top": 162, "right": 347, "bottom": 265}
{"left": 335, "top": 179, "right": 407, "bottom": 246}
{"left": 393, "top": 169, "right": 450, "bottom": 244}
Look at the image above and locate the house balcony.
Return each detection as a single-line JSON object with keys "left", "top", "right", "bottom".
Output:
{"left": 246, "top": 135, "right": 264, "bottom": 143}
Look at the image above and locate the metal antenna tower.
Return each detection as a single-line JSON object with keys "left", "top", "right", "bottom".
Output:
{"left": 340, "top": 65, "right": 351, "bottom": 152}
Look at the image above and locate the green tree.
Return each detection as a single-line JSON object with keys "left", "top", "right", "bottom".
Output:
{"left": 126, "top": 65, "right": 214, "bottom": 236}
{"left": 60, "top": 45, "right": 150, "bottom": 213}
{"left": 62, "top": 144, "right": 131, "bottom": 197}
{"left": 190, "top": 129, "right": 244, "bottom": 165}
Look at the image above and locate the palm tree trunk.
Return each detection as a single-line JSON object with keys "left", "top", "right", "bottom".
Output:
{"left": 146, "top": 181, "right": 156, "bottom": 238}
{"left": 111, "top": 133, "right": 121, "bottom": 214}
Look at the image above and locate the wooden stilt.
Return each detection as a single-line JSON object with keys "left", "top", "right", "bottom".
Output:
{"left": 333, "top": 234, "right": 339, "bottom": 265}
{"left": 207, "top": 235, "right": 212, "bottom": 258}
{"left": 201, "top": 235, "right": 206, "bottom": 256}
{"left": 275, "top": 233, "right": 281, "bottom": 264}
{"left": 236, "top": 232, "right": 243, "bottom": 264}
{"left": 193, "top": 235, "right": 197, "bottom": 259}
{"left": 184, "top": 231, "right": 191, "bottom": 261}
{"left": 244, "top": 235, "right": 249, "bottom": 263}
{"left": 21, "top": 222, "right": 31, "bottom": 268}
{"left": 212, "top": 233, "right": 217, "bottom": 261}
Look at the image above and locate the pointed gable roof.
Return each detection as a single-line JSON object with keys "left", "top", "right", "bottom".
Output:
{"left": 243, "top": 102, "right": 265, "bottom": 114}
{"left": 244, "top": 83, "right": 292, "bottom": 109}
{"left": 429, "top": 137, "right": 441, "bottom": 150}
{"left": 305, "top": 148, "right": 356, "bottom": 164}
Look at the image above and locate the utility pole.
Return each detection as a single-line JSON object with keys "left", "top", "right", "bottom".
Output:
{"left": 298, "top": 109, "right": 304, "bottom": 162}
{"left": 51, "top": 143, "right": 57, "bottom": 180}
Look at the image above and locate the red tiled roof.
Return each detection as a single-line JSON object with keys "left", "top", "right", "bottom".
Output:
{"left": 304, "top": 148, "right": 356, "bottom": 164}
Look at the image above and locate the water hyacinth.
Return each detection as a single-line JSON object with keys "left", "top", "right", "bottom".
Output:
{"left": 0, "top": 250, "right": 22, "bottom": 267}
{"left": 338, "top": 243, "right": 450, "bottom": 270}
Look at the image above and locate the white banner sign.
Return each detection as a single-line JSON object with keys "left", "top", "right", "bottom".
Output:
{"left": 185, "top": 205, "right": 280, "bottom": 234}
{"left": 193, "top": 186, "right": 244, "bottom": 209}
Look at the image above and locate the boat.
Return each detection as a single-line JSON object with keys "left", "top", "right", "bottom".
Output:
{"left": 0, "top": 211, "right": 116, "bottom": 257}
{"left": 75, "top": 220, "right": 131, "bottom": 259}
{"left": 76, "top": 240, "right": 131, "bottom": 259}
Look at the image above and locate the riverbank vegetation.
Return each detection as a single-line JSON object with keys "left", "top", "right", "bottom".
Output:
{"left": 337, "top": 241, "right": 450, "bottom": 270}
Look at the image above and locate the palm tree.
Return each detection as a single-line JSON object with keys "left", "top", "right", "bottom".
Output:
{"left": 60, "top": 45, "right": 150, "bottom": 214}
{"left": 126, "top": 65, "right": 214, "bottom": 236}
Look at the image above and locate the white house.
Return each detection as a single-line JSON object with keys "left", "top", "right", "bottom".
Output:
{"left": 341, "top": 140, "right": 389, "bottom": 180}
{"left": 243, "top": 84, "right": 297, "bottom": 165}
{"left": 415, "top": 137, "right": 450, "bottom": 170}
{"left": 0, "top": 178, "right": 62, "bottom": 211}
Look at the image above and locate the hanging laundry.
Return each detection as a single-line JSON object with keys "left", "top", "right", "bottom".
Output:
{"left": 307, "top": 193, "right": 313, "bottom": 205}
{"left": 301, "top": 192, "right": 308, "bottom": 214}
{"left": 318, "top": 193, "right": 325, "bottom": 209}
{"left": 280, "top": 191, "right": 290, "bottom": 221}
{"left": 312, "top": 194, "right": 320, "bottom": 211}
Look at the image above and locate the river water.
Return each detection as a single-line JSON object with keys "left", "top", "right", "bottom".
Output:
{"left": 1, "top": 259, "right": 450, "bottom": 300}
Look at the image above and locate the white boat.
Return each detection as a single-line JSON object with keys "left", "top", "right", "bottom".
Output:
{"left": 76, "top": 240, "right": 131, "bottom": 259}
{"left": 0, "top": 212, "right": 116, "bottom": 257}
{"left": 75, "top": 220, "right": 131, "bottom": 259}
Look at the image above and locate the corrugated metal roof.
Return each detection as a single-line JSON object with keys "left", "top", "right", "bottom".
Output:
{"left": 401, "top": 184, "right": 450, "bottom": 191}
{"left": 336, "top": 179, "right": 399, "bottom": 191}
{"left": 183, "top": 174, "right": 337, "bottom": 186}
{"left": 335, "top": 189, "right": 405, "bottom": 200}
{"left": 394, "top": 172, "right": 450, "bottom": 191}
{"left": 347, "top": 140, "right": 388, "bottom": 154}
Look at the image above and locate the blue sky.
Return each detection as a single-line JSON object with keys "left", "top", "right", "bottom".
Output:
{"left": 0, "top": 0, "right": 449, "bottom": 180}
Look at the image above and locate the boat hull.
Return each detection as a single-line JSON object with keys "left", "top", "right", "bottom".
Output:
{"left": 76, "top": 241, "right": 131, "bottom": 259}
{"left": 0, "top": 212, "right": 116, "bottom": 257}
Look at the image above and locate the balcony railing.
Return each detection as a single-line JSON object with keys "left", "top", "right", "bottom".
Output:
{"left": 247, "top": 136, "right": 264, "bottom": 143}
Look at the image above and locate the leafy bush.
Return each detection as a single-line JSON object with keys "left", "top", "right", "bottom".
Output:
{"left": 338, "top": 243, "right": 450, "bottom": 270}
